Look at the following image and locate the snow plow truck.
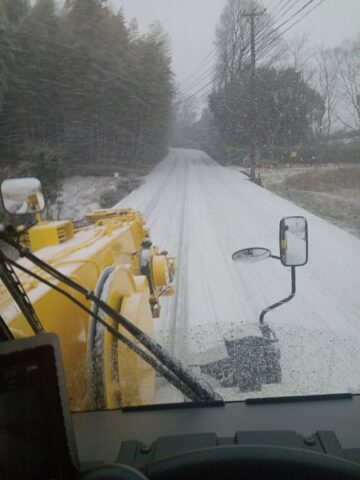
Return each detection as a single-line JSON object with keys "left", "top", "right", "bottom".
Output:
{"left": 0, "top": 176, "right": 292, "bottom": 410}
{"left": 0, "top": 177, "right": 177, "bottom": 411}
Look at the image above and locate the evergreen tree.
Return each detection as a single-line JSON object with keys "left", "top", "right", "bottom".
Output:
{"left": 1, "top": 0, "right": 29, "bottom": 25}
{"left": 0, "top": 0, "right": 174, "bottom": 172}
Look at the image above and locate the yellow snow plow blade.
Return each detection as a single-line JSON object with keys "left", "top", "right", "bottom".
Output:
{"left": 0, "top": 208, "right": 175, "bottom": 411}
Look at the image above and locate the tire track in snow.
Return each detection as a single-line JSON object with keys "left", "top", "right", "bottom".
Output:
{"left": 118, "top": 148, "right": 360, "bottom": 397}
{"left": 197, "top": 155, "right": 360, "bottom": 329}
{"left": 195, "top": 153, "right": 360, "bottom": 388}
{"left": 162, "top": 153, "right": 190, "bottom": 359}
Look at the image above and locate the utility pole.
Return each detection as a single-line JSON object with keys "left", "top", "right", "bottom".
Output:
{"left": 242, "top": 5, "right": 266, "bottom": 181}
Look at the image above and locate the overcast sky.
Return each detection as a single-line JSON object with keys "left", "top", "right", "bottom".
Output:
{"left": 110, "top": 0, "right": 360, "bottom": 89}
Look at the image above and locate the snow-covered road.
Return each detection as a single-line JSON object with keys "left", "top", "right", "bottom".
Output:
{"left": 117, "top": 148, "right": 360, "bottom": 399}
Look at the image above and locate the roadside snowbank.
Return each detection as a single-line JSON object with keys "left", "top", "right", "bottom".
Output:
{"left": 52, "top": 174, "right": 143, "bottom": 220}
{"left": 260, "top": 164, "right": 360, "bottom": 238}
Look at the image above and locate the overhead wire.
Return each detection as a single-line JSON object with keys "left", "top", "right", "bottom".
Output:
{"left": 181, "top": 25, "right": 276, "bottom": 101}
{"left": 180, "top": 48, "right": 218, "bottom": 89}
{"left": 180, "top": 0, "right": 327, "bottom": 108}
{"left": 256, "top": 0, "right": 318, "bottom": 46}
{"left": 278, "top": 0, "right": 293, "bottom": 11}
{"left": 179, "top": 0, "right": 288, "bottom": 93}
{"left": 180, "top": 63, "right": 219, "bottom": 97}
{"left": 280, "top": 0, "right": 302, "bottom": 16}
{"left": 256, "top": 0, "right": 326, "bottom": 62}
{"left": 11, "top": 0, "right": 318, "bottom": 117}
{"left": 253, "top": 0, "right": 302, "bottom": 49}
{"left": 238, "top": 0, "right": 302, "bottom": 60}
{"left": 182, "top": 0, "right": 300, "bottom": 98}
{"left": 180, "top": 0, "right": 300, "bottom": 102}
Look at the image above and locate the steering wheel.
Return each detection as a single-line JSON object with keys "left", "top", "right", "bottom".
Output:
{"left": 79, "top": 445, "right": 360, "bottom": 479}
{"left": 143, "top": 445, "right": 360, "bottom": 480}
{"left": 78, "top": 465, "right": 148, "bottom": 480}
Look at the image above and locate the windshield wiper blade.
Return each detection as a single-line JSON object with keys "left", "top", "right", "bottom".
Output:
{"left": 0, "top": 250, "right": 44, "bottom": 335}
{"left": 0, "top": 314, "right": 14, "bottom": 341}
{"left": 1, "top": 233, "right": 222, "bottom": 403}
{"left": 10, "top": 257, "right": 211, "bottom": 403}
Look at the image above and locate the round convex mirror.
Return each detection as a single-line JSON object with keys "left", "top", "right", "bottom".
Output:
{"left": 232, "top": 247, "right": 271, "bottom": 264}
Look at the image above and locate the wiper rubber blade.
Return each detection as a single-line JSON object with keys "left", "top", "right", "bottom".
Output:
{"left": 2, "top": 236, "right": 222, "bottom": 403}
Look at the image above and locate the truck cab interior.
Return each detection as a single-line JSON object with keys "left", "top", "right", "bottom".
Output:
{"left": 2, "top": 332, "right": 360, "bottom": 480}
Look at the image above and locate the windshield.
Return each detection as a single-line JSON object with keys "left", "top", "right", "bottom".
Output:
{"left": 1, "top": 0, "right": 360, "bottom": 411}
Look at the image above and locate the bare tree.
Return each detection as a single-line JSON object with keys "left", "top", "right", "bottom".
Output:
{"left": 214, "top": 0, "right": 284, "bottom": 87}
{"left": 335, "top": 37, "right": 360, "bottom": 132}
{"left": 316, "top": 46, "right": 339, "bottom": 139}
{"left": 214, "top": 0, "right": 251, "bottom": 87}
{"left": 286, "top": 33, "right": 315, "bottom": 82}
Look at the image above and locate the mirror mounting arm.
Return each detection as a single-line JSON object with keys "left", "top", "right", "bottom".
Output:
{"left": 270, "top": 254, "right": 281, "bottom": 260}
{"left": 259, "top": 266, "right": 296, "bottom": 324}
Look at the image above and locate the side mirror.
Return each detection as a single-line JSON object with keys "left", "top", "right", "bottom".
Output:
{"left": 232, "top": 247, "right": 271, "bottom": 264}
{"left": 1, "top": 178, "right": 45, "bottom": 215}
{"left": 279, "top": 216, "right": 308, "bottom": 267}
{"left": 232, "top": 216, "right": 309, "bottom": 326}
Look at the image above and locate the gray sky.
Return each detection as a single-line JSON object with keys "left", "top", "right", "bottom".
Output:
{"left": 115, "top": 0, "right": 225, "bottom": 87}
{"left": 111, "top": 0, "right": 360, "bottom": 89}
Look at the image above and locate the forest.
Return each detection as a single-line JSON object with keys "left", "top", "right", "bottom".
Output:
{"left": 0, "top": 0, "right": 174, "bottom": 181}
{"left": 1, "top": 0, "right": 359, "bottom": 182}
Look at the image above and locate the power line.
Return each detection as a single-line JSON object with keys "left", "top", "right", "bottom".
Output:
{"left": 179, "top": 2, "right": 282, "bottom": 92}
{"left": 181, "top": 0, "right": 305, "bottom": 100}
{"left": 180, "top": 0, "right": 327, "bottom": 108}
{"left": 255, "top": 0, "right": 318, "bottom": 46}
{"left": 222, "top": 0, "right": 322, "bottom": 69}
{"left": 181, "top": 35, "right": 261, "bottom": 98}
{"left": 280, "top": 0, "right": 302, "bottom": 16}
{"left": 180, "top": 48, "right": 218, "bottom": 87}
{"left": 256, "top": 0, "right": 326, "bottom": 62}
{"left": 180, "top": 63, "right": 219, "bottom": 96}
{"left": 177, "top": 1, "right": 285, "bottom": 89}
{"left": 255, "top": 0, "right": 298, "bottom": 44}
{"left": 253, "top": 0, "right": 302, "bottom": 48}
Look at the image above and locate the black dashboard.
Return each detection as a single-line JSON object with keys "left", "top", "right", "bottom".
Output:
{"left": 3, "top": 334, "right": 360, "bottom": 479}
{"left": 73, "top": 393, "right": 360, "bottom": 467}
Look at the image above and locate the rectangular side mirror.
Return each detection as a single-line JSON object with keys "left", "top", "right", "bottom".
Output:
{"left": 279, "top": 216, "right": 308, "bottom": 267}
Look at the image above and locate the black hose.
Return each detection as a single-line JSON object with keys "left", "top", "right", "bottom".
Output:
{"left": 6, "top": 258, "right": 206, "bottom": 402}
{"left": 5, "top": 239, "right": 220, "bottom": 402}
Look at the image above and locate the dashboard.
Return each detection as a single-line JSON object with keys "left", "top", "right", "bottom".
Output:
{"left": 3, "top": 333, "right": 360, "bottom": 479}
{"left": 73, "top": 393, "right": 360, "bottom": 467}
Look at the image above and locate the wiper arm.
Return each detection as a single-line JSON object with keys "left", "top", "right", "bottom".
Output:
{"left": 0, "top": 230, "right": 222, "bottom": 403}
{"left": 0, "top": 313, "right": 14, "bottom": 341}
{"left": 0, "top": 249, "right": 44, "bottom": 335}
{"left": 7, "top": 258, "right": 208, "bottom": 401}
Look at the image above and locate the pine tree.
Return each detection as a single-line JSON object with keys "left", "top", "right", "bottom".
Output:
{"left": 1, "top": 0, "right": 29, "bottom": 25}
{"left": 0, "top": 0, "right": 174, "bottom": 173}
